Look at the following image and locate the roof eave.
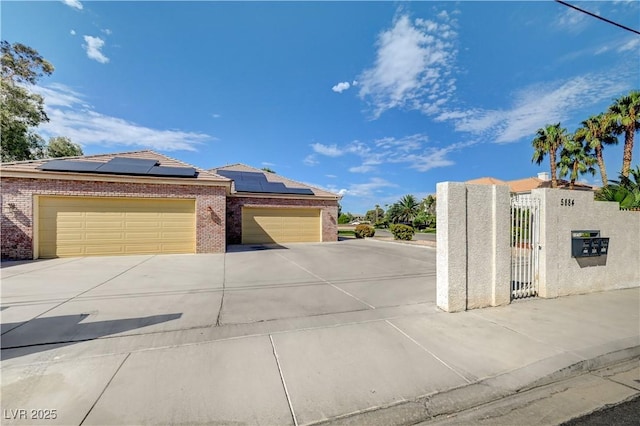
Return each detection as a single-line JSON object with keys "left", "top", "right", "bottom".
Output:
{"left": 0, "top": 170, "right": 232, "bottom": 188}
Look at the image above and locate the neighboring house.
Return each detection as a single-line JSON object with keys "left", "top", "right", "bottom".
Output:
{"left": 212, "top": 164, "right": 340, "bottom": 245}
{"left": 467, "top": 172, "right": 597, "bottom": 201}
{"left": 1, "top": 151, "right": 340, "bottom": 260}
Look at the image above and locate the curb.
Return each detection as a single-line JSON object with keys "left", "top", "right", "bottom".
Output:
{"left": 312, "top": 345, "right": 640, "bottom": 426}
{"left": 368, "top": 237, "right": 436, "bottom": 250}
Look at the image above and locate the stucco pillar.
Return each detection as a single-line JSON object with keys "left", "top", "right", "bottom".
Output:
{"left": 437, "top": 182, "right": 511, "bottom": 312}
{"left": 436, "top": 182, "right": 467, "bottom": 312}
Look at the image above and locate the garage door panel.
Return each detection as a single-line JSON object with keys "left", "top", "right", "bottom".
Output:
{"left": 242, "top": 207, "right": 320, "bottom": 244}
{"left": 38, "top": 197, "right": 195, "bottom": 258}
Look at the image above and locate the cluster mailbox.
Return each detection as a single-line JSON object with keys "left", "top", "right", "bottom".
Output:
{"left": 571, "top": 230, "right": 610, "bottom": 258}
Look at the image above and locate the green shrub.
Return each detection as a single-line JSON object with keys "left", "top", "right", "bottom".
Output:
{"left": 354, "top": 224, "right": 375, "bottom": 239}
{"left": 389, "top": 224, "right": 414, "bottom": 240}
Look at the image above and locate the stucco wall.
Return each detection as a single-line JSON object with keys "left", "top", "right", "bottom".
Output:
{"left": 225, "top": 196, "right": 338, "bottom": 244}
{"left": 534, "top": 188, "right": 640, "bottom": 297}
{"left": 436, "top": 182, "right": 511, "bottom": 312}
{"left": 1, "top": 177, "right": 227, "bottom": 259}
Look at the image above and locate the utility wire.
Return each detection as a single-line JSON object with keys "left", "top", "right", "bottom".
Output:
{"left": 555, "top": 0, "right": 640, "bottom": 36}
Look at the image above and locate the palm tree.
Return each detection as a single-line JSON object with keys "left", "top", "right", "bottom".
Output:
{"left": 608, "top": 90, "right": 640, "bottom": 178}
{"left": 574, "top": 114, "right": 617, "bottom": 187}
{"left": 557, "top": 137, "right": 597, "bottom": 190}
{"left": 596, "top": 166, "right": 640, "bottom": 209}
{"left": 395, "top": 194, "right": 420, "bottom": 224}
{"left": 532, "top": 123, "right": 569, "bottom": 188}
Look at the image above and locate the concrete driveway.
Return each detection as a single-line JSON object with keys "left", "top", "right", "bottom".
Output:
{"left": 1, "top": 239, "right": 436, "bottom": 355}
{"left": 1, "top": 239, "right": 638, "bottom": 425}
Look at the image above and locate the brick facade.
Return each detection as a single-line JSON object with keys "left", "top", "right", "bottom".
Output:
{"left": 226, "top": 196, "right": 338, "bottom": 244}
{"left": 0, "top": 177, "right": 226, "bottom": 260}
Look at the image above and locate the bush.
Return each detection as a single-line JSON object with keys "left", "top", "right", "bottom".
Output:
{"left": 354, "top": 224, "right": 375, "bottom": 239}
{"left": 389, "top": 224, "right": 415, "bottom": 240}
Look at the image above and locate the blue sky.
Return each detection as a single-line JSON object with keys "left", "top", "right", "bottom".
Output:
{"left": 4, "top": 1, "right": 639, "bottom": 213}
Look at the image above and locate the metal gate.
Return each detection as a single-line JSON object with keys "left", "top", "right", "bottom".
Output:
{"left": 510, "top": 196, "right": 540, "bottom": 299}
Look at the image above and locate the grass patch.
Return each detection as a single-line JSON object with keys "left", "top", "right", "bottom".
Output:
{"left": 417, "top": 228, "right": 436, "bottom": 233}
{"left": 338, "top": 230, "right": 355, "bottom": 236}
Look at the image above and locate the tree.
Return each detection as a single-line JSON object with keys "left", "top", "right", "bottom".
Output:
{"left": 420, "top": 194, "right": 436, "bottom": 215}
{"left": 608, "top": 90, "right": 639, "bottom": 178}
{"left": 532, "top": 123, "right": 569, "bottom": 189}
{"left": 1, "top": 41, "right": 54, "bottom": 162}
{"left": 392, "top": 194, "right": 420, "bottom": 224}
{"left": 46, "top": 136, "right": 83, "bottom": 158}
{"left": 261, "top": 167, "right": 275, "bottom": 173}
{"left": 338, "top": 213, "right": 353, "bottom": 224}
{"left": 364, "top": 205, "right": 384, "bottom": 223}
{"left": 596, "top": 166, "right": 640, "bottom": 209}
{"left": 574, "top": 114, "right": 617, "bottom": 187}
{"left": 557, "top": 137, "right": 597, "bottom": 190}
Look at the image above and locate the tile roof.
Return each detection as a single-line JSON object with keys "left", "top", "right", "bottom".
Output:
{"left": 1, "top": 150, "right": 230, "bottom": 184}
{"left": 211, "top": 163, "right": 341, "bottom": 199}
{"left": 466, "top": 175, "right": 597, "bottom": 193}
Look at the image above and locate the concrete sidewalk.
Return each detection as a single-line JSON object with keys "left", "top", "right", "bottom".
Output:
{"left": 2, "top": 285, "right": 638, "bottom": 425}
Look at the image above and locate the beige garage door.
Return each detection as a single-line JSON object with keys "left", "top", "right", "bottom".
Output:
{"left": 38, "top": 196, "right": 196, "bottom": 258}
{"left": 242, "top": 207, "right": 321, "bottom": 244}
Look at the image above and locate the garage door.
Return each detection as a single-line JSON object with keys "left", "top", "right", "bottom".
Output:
{"left": 242, "top": 207, "right": 320, "bottom": 244}
{"left": 38, "top": 196, "right": 196, "bottom": 258}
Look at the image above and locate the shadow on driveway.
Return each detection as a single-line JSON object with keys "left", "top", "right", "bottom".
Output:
{"left": 1, "top": 313, "right": 182, "bottom": 361}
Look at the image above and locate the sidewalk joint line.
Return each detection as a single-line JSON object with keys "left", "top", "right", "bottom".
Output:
{"left": 79, "top": 352, "right": 131, "bottom": 425}
{"left": 384, "top": 320, "right": 472, "bottom": 384}
{"left": 1, "top": 256, "right": 156, "bottom": 337}
{"left": 215, "top": 254, "right": 227, "bottom": 326}
{"left": 273, "top": 251, "right": 376, "bottom": 310}
{"left": 269, "top": 334, "right": 298, "bottom": 426}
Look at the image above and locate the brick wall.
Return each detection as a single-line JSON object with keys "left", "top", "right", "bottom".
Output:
{"left": 226, "top": 196, "right": 338, "bottom": 244}
{"left": 1, "top": 177, "right": 226, "bottom": 260}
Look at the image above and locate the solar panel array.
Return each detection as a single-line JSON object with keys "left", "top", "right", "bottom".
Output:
{"left": 38, "top": 157, "right": 198, "bottom": 178}
{"left": 217, "top": 170, "right": 314, "bottom": 195}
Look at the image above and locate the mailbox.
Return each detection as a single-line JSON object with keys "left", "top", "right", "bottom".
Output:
{"left": 571, "top": 230, "right": 609, "bottom": 258}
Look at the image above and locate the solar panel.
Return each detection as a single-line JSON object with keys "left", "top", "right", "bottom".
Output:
{"left": 39, "top": 160, "right": 102, "bottom": 172}
{"left": 97, "top": 163, "right": 155, "bottom": 175}
{"left": 285, "top": 188, "right": 315, "bottom": 195}
{"left": 109, "top": 157, "right": 159, "bottom": 167}
{"left": 234, "top": 182, "right": 263, "bottom": 192}
{"left": 148, "top": 166, "right": 198, "bottom": 178}
{"left": 38, "top": 157, "right": 197, "bottom": 178}
{"left": 217, "top": 169, "right": 317, "bottom": 194}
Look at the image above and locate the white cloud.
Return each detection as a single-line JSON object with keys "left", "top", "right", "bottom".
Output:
{"left": 262, "top": 161, "right": 275, "bottom": 167}
{"left": 35, "top": 83, "right": 211, "bottom": 151}
{"left": 83, "top": 36, "right": 109, "bottom": 64}
{"left": 311, "top": 143, "right": 344, "bottom": 157}
{"left": 357, "top": 11, "right": 458, "bottom": 119}
{"left": 70, "top": 29, "right": 76, "bottom": 36}
{"left": 332, "top": 82, "right": 351, "bottom": 93}
{"left": 211, "top": 113, "right": 221, "bottom": 118}
{"left": 306, "top": 133, "right": 468, "bottom": 175}
{"left": 102, "top": 28, "right": 112, "bottom": 36}
{"left": 325, "top": 174, "right": 337, "bottom": 178}
{"left": 346, "top": 178, "right": 397, "bottom": 198}
{"left": 552, "top": 7, "right": 591, "bottom": 34}
{"left": 303, "top": 154, "right": 319, "bottom": 166}
{"left": 436, "top": 71, "right": 631, "bottom": 143}
{"left": 618, "top": 37, "right": 640, "bottom": 52}
{"left": 349, "top": 165, "right": 376, "bottom": 173}
{"left": 62, "top": 0, "right": 82, "bottom": 10}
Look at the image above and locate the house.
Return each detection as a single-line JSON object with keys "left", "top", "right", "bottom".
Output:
{"left": 467, "top": 172, "right": 597, "bottom": 201}
{"left": 211, "top": 163, "right": 340, "bottom": 245}
{"left": 0, "top": 151, "right": 340, "bottom": 260}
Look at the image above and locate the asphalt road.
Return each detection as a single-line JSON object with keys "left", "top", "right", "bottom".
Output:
{"left": 561, "top": 395, "right": 640, "bottom": 426}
